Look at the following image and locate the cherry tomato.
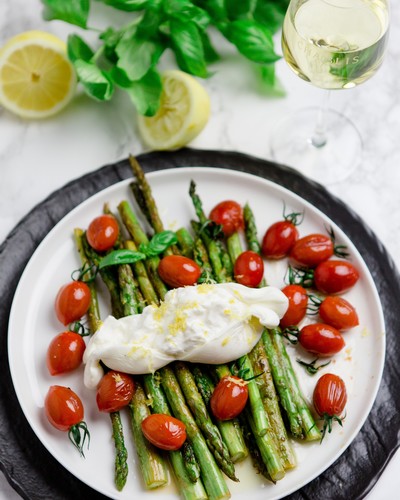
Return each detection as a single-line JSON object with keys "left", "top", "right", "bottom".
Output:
{"left": 141, "top": 414, "right": 187, "bottom": 451}
{"left": 314, "top": 373, "right": 347, "bottom": 417}
{"left": 314, "top": 260, "right": 359, "bottom": 294}
{"left": 158, "top": 255, "right": 201, "bottom": 288}
{"left": 313, "top": 373, "right": 347, "bottom": 440}
{"left": 290, "top": 233, "right": 334, "bottom": 267}
{"left": 96, "top": 370, "right": 135, "bottom": 413}
{"left": 234, "top": 251, "right": 264, "bottom": 287}
{"left": 261, "top": 221, "right": 299, "bottom": 259}
{"left": 47, "top": 331, "right": 86, "bottom": 376}
{"left": 45, "top": 385, "right": 84, "bottom": 431}
{"left": 299, "top": 323, "right": 345, "bottom": 356}
{"left": 55, "top": 281, "right": 91, "bottom": 326}
{"left": 86, "top": 214, "right": 119, "bottom": 252}
{"left": 209, "top": 200, "right": 244, "bottom": 237}
{"left": 45, "top": 385, "right": 90, "bottom": 455}
{"left": 319, "top": 296, "right": 359, "bottom": 331}
{"left": 280, "top": 284, "right": 308, "bottom": 329}
{"left": 210, "top": 376, "right": 248, "bottom": 421}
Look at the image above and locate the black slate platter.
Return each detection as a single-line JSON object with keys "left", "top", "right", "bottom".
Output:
{"left": 1, "top": 149, "right": 399, "bottom": 500}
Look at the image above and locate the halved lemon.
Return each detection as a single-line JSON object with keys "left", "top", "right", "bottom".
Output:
{"left": 0, "top": 31, "right": 76, "bottom": 119}
{"left": 138, "top": 70, "right": 210, "bottom": 150}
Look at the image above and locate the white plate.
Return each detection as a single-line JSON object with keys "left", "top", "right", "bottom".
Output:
{"left": 8, "top": 167, "right": 385, "bottom": 500}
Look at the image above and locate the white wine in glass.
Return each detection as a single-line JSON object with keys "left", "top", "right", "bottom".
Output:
{"left": 270, "top": 0, "right": 390, "bottom": 184}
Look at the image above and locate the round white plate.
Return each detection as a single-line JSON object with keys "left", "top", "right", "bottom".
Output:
{"left": 8, "top": 167, "right": 385, "bottom": 500}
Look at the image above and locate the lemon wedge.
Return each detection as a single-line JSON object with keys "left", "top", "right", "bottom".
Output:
{"left": 138, "top": 70, "right": 210, "bottom": 150}
{"left": 0, "top": 31, "right": 76, "bottom": 119}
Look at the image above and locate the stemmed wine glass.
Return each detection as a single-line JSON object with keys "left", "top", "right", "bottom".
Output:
{"left": 270, "top": 0, "right": 390, "bottom": 184}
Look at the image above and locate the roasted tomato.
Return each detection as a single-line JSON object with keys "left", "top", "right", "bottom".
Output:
{"left": 86, "top": 214, "right": 119, "bottom": 252}
{"left": 55, "top": 281, "right": 91, "bottom": 325}
{"left": 234, "top": 251, "right": 264, "bottom": 287}
{"left": 209, "top": 200, "right": 244, "bottom": 237}
{"left": 319, "top": 296, "right": 359, "bottom": 331}
{"left": 290, "top": 233, "right": 334, "bottom": 267}
{"left": 96, "top": 370, "right": 135, "bottom": 413}
{"left": 314, "top": 260, "right": 359, "bottom": 294}
{"left": 47, "top": 331, "right": 86, "bottom": 375}
{"left": 210, "top": 375, "right": 248, "bottom": 421}
{"left": 141, "top": 414, "right": 187, "bottom": 451}
{"left": 158, "top": 255, "right": 201, "bottom": 288}
{"left": 45, "top": 385, "right": 90, "bottom": 455}
{"left": 298, "top": 323, "right": 345, "bottom": 356}
{"left": 45, "top": 385, "right": 85, "bottom": 432}
{"left": 313, "top": 373, "right": 347, "bottom": 440}
{"left": 261, "top": 220, "right": 299, "bottom": 259}
{"left": 279, "top": 284, "right": 308, "bottom": 329}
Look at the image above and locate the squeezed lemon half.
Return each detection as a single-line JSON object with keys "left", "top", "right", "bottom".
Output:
{"left": 0, "top": 31, "right": 76, "bottom": 119}
{"left": 138, "top": 70, "right": 210, "bottom": 150}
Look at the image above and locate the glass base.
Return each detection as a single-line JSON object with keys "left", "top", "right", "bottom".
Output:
{"left": 270, "top": 107, "right": 363, "bottom": 185}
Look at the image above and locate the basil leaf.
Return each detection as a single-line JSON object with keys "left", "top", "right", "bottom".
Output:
{"left": 163, "top": 0, "right": 211, "bottom": 31}
{"left": 225, "top": 0, "right": 257, "bottom": 20}
{"left": 254, "top": 1, "right": 289, "bottom": 34}
{"left": 136, "top": 4, "right": 164, "bottom": 38}
{"left": 139, "top": 231, "right": 178, "bottom": 256}
{"left": 116, "top": 36, "right": 164, "bottom": 81}
{"left": 200, "top": 31, "right": 220, "bottom": 63}
{"left": 170, "top": 19, "right": 208, "bottom": 78}
{"left": 41, "top": 0, "right": 90, "bottom": 29}
{"left": 200, "top": 0, "right": 227, "bottom": 23}
{"left": 97, "top": 0, "right": 149, "bottom": 11}
{"left": 258, "top": 65, "right": 285, "bottom": 96}
{"left": 226, "top": 20, "right": 281, "bottom": 64}
{"left": 67, "top": 34, "right": 94, "bottom": 63}
{"left": 74, "top": 60, "right": 114, "bottom": 101}
{"left": 99, "top": 249, "right": 147, "bottom": 269}
{"left": 99, "top": 27, "right": 124, "bottom": 63}
{"left": 116, "top": 68, "right": 163, "bottom": 116}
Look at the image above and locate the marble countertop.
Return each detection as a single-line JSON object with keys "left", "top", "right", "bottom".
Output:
{"left": 1, "top": 1, "right": 399, "bottom": 499}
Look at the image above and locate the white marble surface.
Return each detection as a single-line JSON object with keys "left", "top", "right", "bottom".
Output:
{"left": 1, "top": 1, "right": 399, "bottom": 499}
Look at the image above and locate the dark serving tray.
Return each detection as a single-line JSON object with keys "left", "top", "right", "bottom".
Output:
{"left": 1, "top": 149, "right": 399, "bottom": 500}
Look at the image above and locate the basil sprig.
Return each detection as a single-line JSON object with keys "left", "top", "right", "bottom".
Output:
{"left": 98, "top": 230, "right": 177, "bottom": 269}
{"left": 41, "top": 0, "right": 289, "bottom": 114}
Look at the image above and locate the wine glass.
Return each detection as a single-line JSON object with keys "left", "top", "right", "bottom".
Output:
{"left": 270, "top": 0, "right": 390, "bottom": 184}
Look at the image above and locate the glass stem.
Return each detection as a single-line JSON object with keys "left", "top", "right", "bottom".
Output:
{"left": 311, "top": 91, "right": 331, "bottom": 148}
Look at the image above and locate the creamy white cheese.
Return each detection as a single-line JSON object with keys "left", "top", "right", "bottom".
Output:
{"left": 83, "top": 282, "right": 288, "bottom": 389}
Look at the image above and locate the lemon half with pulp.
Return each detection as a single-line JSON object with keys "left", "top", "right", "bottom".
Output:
{"left": 0, "top": 30, "right": 76, "bottom": 119}
{"left": 138, "top": 70, "right": 210, "bottom": 150}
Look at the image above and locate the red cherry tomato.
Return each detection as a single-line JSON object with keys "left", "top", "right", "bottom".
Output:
{"left": 314, "top": 373, "right": 347, "bottom": 418}
{"left": 86, "top": 214, "right": 119, "bottom": 252}
{"left": 261, "top": 221, "right": 299, "bottom": 259}
{"left": 158, "top": 255, "right": 201, "bottom": 288}
{"left": 290, "top": 233, "right": 334, "bottom": 267}
{"left": 47, "top": 331, "right": 86, "bottom": 376}
{"left": 280, "top": 284, "right": 308, "bottom": 329}
{"left": 209, "top": 200, "right": 244, "bottom": 237}
{"left": 299, "top": 323, "right": 345, "bottom": 356}
{"left": 96, "top": 370, "right": 135, "bottom": 413}
{"left": 234, "top": 251, "right": 264, "bottom": 287}
{"left": 55, "top": 281, "right": 91, "bottom": 325}
{"left": 313, "top": 373, "right": 347, "bottom": 440}
{"left": 210, "top": 375, "right": 248, "bottom": 421}
{"left": 314, "top": 260, "right": 359, "bottom": 294}
{"left": 319, "top": 296, "right": 359, "bottom": 331}
{"left": 141, "top": 414, "right": 187, "bottom": 451}
{"left": 45, "top": 385, "right": 84, "bottom": 431}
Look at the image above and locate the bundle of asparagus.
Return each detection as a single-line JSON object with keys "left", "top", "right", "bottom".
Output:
{"left": 73, "top": 156, "right": 320, "bottom": 499}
